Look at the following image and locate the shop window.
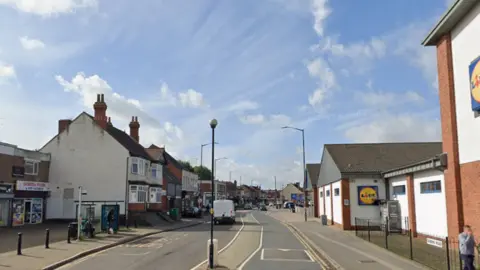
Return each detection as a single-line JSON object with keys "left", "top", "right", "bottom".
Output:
{"left": 24, "top": 160, "right": 39, "bottom": 175}
{"left": 420, "top": 181, "right": 442, "bottom": 194}
{"left": 334, "top": 188, "right": 340, "bottom": 196}
{"left": 393, "top": 185, "right": 406, "bottom": 195}
{"left": 326, "top": 190, "right": 330, "bottom": 197}
{"left": 129, "top": 185, "right": 148, "bottom": 203}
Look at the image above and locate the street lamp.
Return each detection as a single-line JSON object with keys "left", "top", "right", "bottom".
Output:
{"left": 209, "top": 118, "right": 218, "bottom": 269}
{"left": 200, "top": 142, "right": 219, "bottom": 198}
{"left": 282, "top": 126, "right": 308, "bottom": 222}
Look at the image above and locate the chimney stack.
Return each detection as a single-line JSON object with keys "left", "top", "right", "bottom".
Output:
{"left": 129, "top": 116, "right": 140, "bottom": 143}
{"left": 58, "top": 119, "right": 72, "bottom": 134}
{"left": 93, "top": 94, "right": 108, "bottom": 129}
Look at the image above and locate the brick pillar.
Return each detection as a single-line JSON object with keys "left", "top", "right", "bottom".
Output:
{"left": 322, "top": 186, "right": 326, "bottom": 215}
{"left": 436, "top": 33, "right": 464, "bottom": 237}
{"left": 313, "top": 187, "right": 319, "bottom": 217}
{"left": 406, "top": 174, "right": 417, "bottom": 237}
{"left": 330, "top": 183, "right": 334, "bottom": 225}
{"left": 340, "top": 179, "right": 351, "bottom": 230}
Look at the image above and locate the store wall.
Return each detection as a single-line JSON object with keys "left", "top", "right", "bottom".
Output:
{"left": 42, "top": 113, "right": 129, "bottom": 219}
{"left": 349, "top": 178, "right": 386, "bottom": 223}
{"left": 332, "top": 180, "right": 342, "bottom": 224}
{"left": 324, "top": 185, "right": 332, "bottom": 220}
{"left": 389, "top": 175, "right": 409, "bottom": 230}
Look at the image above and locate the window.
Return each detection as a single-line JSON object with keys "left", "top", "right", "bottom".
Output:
{"left": 334, "top": 188, "right": 340, "bottom": 196}
{"left": 131, "top": 158, "right": 139, "bottom": 174}
{"left": 326, "top": 190, "right": 330, "bottom": 197}
{"left": 149, "top": 187, "right": 162, "bottom": 203}
{"left": 152, "top": 165, "right": 157, "bottom": 178}
{"left": 143, "top": 160, "right": 149, "bottom": 176}
{"left": 420, "top": 181, "right": 442, "bottom": 194}
{"left": 129, "top": 185, "right": 148, "bottom": 203}
{"left": 393, "top": 185, "right": 406, "bottom": 195}
{"left": 320, "top": 191, "right": 323, "bottom": 198}
{"left": 131, "top": 158, "right": 149, "bottom": 175}
{"left": 24, "top": 160, "right": 39, "bottom": 175}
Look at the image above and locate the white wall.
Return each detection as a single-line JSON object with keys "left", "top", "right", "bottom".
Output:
{"left": 42, "top": 114, "right": 129, "bottom": 219}
{"left": 332, "top": 181, "right": 342, "bottom": 224}
{"left": 451, "top": 2, "right": 480, "bottom": 164}
{"left": 324, "top": 185, "right": 332, "bottom": 220}
{"left": 318, "top": 187, "right": 325, "bottom": 216}
{"left": 389, "top": 175, "right": 409, "bottom": 230}
{"left": 350, "top": 178, "right": 385, "bottom": 223}
{"left": 182, "top": 170, "right": 199, "bottom": 192}
{"left": 0, "top": 143, "right": 15, "bottom": 155}
{"left": 414, "top": 170, "right": 448, "bottom": 238}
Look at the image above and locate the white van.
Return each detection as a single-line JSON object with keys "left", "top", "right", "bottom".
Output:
{"left": 213, "top": 199, "right": 236, "bottom": 224}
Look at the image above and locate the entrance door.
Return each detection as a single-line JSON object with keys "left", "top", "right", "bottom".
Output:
{"left": 24, "top": 200, "right": 31, "bottom": 223}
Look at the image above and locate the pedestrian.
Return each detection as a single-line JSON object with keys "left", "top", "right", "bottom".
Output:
{"left": 107, "top": 209, "right": 114, "bottom": 234}
{"left": 459, "top": 225, "right": 476, "bottom": 270}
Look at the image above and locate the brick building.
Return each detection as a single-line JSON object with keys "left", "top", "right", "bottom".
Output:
{"left": 0, "top": 142, "right": 51, "bottom": 227}
{"left": 422, "top": 0, "right": 480, "bottom": 238}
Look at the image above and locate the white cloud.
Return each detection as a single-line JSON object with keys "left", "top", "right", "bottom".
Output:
{"left": 239, "top": 113, "right": 292, "bottom": 127}
{"left": 19, "top": 36, "right": 46, "bottom": 50}
{"left": 240, "top": 114, "right": 265, "bottom": 125}
{"left": 227, "top": 100, "right": 259, "bottom": 112}
{"left": 154, "top": 82, "right": 207, "bottom": 108}
{"left": 306, "top": 57, "right": 336, "bottom": 107}
{"left": 310, "top": 0, "right": 331, "bottom": 37}
{"left": 356, "top": 90, "right": 424, "bottom": 107}
{"left": 54, "top": 72, "right": 184, "bottom": 149}
{"left": 0, "top": 0, "right": 97, "bottom": 17}
{"left": 0, "top": 63, "right": 15, "bottom": 78}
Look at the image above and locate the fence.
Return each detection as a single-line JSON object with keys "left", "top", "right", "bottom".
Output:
{"left": 354, "top": 217, "right": 472, "bottom": 270}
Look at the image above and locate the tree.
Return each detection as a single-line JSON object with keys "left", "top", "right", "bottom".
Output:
{"left": 178, "top": 160, "right": 194, "bottom": 172}
{"left": 193, "top": 165, "right": 212, "bottom": 180}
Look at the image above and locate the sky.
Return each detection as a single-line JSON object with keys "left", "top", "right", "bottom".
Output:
{"left": 0, "top": 0, "right": 454, "bottom": 189}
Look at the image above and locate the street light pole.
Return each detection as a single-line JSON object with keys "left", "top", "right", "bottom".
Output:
{"left": 209, "top": 119, "right": 218, "bottom": 269}
{"left": 282, "top": 126, "right": 308, "bottom": 222}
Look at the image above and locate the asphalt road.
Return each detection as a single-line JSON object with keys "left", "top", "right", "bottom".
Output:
{"left": 239, "top": 210, "right": 321, "bottom": 270}
{"left": 58, "top": 212, "right": 248, "bottom": 270}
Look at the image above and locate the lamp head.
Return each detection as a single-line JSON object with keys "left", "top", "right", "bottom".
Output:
{"left": 210, "top": 119, "right": 218, "bottom": 129}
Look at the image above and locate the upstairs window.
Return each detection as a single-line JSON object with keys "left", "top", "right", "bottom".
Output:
{"left": 152, "top": 165, "right": 157, "bottom": 178}
{"left": 131, "top": 158, "right": 139, "bottom": 174}
{"left": 420, "top": 181, "right": 442, "bottom": 194}
{"left": 131, "top": 157, "right": 148, "bottom": 175}
{"left": 393, "top": 185, "right": 406, "bottom": 195}
{"left": 25, "top": 160, "right": 39, "bottom": 175}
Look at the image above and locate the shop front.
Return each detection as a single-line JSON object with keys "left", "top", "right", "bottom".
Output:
{"left": 0, "top": 183, "right": 14, "bottom": 227}
{"left": 13, "top": 180, "right": 49, "bottom": 226}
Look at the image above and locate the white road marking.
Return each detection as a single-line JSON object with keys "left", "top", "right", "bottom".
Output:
{"left": 260, "top": 248, "right": 265, "bottom": 260}
{"left": 121, "top": 251, "right": 151, "bottom": 256}
{"left": 189, "top": 216, "right": 246, "bottom": 270}
{"left": 305, "top": 250, "right": 315, "bottom": 262}
{"left": 237, "top": 226, "right": 264, "bottom": 270}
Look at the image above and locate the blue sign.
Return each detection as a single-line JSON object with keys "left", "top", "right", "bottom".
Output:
{"left": 470, "top": 56, "right": 480, "bottom": 111}
{"left": 101, "top": 205, "right": 119, "bottom": 232}
{"left": 291, "top": 194, "right": 297, "bottom": 200}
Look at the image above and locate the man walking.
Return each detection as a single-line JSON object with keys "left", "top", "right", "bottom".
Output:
{"left": 459, "top": 225, "right": 476, "bottom": 270}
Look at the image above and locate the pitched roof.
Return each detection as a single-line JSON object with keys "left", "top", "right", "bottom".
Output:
{"left": 83, "top": 113, "right": 154, "bottom": 161}
{"left": 163, "top": 165, "right": 179, "bottom": 183}
{"left": 161, "top": 148, "right": 184, "bottom": 170}
{"left": 306, "top": 163, "right": 321, "bottom": 187}
{"left": 325, "top": 142, "right": 443, "bottom": 174}
{"left": 422, "top": 0, "right": 477, "bottom": 46}
{"left": 145, "top": 144, "right": 166, "bottom": 163}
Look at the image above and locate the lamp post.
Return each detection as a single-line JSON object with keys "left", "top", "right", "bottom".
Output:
{"left": 215, "top": 157, "right": 228, "bottom": 199}
{"left": 209, "top": 119, "right": 218, "bottom": 269}
{"left": 282, "top": 126, "right": 307, "bottom": 222}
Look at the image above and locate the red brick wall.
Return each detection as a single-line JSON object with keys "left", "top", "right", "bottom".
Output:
{"left": 129, "top": 203, "right": 146, "bottom": 212}
{"left": 340, "top": 179, "right": 351, "bottom": 230}
{"left": 436, "top": 33, "right": 464, "bottom": 237}
{"left": 147, "top": 203, "right": 162, "bottom": 211}
{"left": 166, "top": 163, "right": 182, "bottom": 184}
{"left": 406, "top": 174, "right": 418, "bottom": 236}
{"left": 313, "top": 187, "right": 319, "bottom": 217}
{"left": 460, "top": 163, "right": 480, "bottom": 234}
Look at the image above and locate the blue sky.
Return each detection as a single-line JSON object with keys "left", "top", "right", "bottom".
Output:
{"left": 0, "top": 0, "right": 452, "bottom": 189}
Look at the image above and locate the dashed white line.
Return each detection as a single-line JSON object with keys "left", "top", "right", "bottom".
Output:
{"left": 237, "top": 226, "right": 264, "bottom": 270}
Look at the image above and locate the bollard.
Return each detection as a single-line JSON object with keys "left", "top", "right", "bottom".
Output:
{"left": 17, "top": 233, "right": 22, "bottom": 255}
{"left": 67, "top": 225, "right": 71, "bottom": 244}
{"left": 134, "top": 219, "right": 137, "bottom": 228}
{"left": 45, "top": 229, "right": 50, "bottom": 249}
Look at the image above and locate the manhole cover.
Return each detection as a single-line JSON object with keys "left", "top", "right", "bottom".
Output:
{"left": 261, "top": 249, "right": 314, "bottom": 262}
{"left": 359, "top": 260, "right": 376, "bottom": 263}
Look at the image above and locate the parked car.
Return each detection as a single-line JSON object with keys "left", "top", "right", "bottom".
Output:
{"left": 183, "top": 207, "right": 202, "bottom": 218}
{"left": 213, "top": 200, "right": 236, "bottom": 224}
{"left": 260, "top": 204, "right": 267, "bottom": 211}
{"left": 244, "top": 203, "right": 252, "bottom": 210}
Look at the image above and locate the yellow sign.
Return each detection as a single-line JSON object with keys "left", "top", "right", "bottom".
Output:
{"left": 358, "top": 186, "right": 378, "bottom": 205}
{"left": 210, "top": 208, "right": 214, "bottom": 215}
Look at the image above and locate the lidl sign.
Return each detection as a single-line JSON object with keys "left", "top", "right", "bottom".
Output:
{"left": 357, "top": 186, "right": 378, "bottom": 206}
{"left": 470, "top": 56, "right": 480, "bottom": 111}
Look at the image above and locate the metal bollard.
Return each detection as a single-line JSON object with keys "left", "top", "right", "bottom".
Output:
{"left": 45, "top": 229, "right": 50, "bottom": 249}
{"left": 67, "top": 225, "right": 71, "bottom": 244}
{"left": 17, "top": 233, "right": 22, "bottom": 255}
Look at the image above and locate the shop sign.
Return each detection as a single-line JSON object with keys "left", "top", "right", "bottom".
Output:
{"left": 357, "top": 186, "right": 378, "bottom": 205}
{"left": 0, "top": 183, "right": 13, "bottom": 194}
{"left": 470, "top": 55, "right": 480, "bottom": 111}
{"left": 12, "top": 166, "right": 24, "bottom": 178}
{"left": 16, "top": 181, "right": 49, "bottom": 192}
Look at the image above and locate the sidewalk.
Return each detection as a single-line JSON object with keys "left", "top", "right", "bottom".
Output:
{"left": 267, "top": 210, "right": 429, "bottom": 270}
{"left": 0, "top": 219, "right": 205, "bottom": 270}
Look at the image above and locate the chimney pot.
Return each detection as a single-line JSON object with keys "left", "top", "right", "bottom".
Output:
{"left": 129, "top": 116, "right": 140, "bottom": 143}
{"left": 93, "top": 93, "right": 108, "bottom": 129}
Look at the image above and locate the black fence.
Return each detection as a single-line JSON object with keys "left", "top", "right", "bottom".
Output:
{"left": 354, "top": 218, "right": 472, "bottom": 270}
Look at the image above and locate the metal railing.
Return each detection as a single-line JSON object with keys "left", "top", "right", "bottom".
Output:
{"left": 354, "top": 217, "right": 474, "bottom": 270}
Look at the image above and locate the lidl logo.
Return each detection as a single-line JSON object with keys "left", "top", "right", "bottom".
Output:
{"left": 358, "top": 186, "right": 378, "bottom": 205}
{"left": 470, "top": 56, "right": 480, "bottom": 111}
